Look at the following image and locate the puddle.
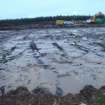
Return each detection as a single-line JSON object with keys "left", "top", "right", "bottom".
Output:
{"left": 58, "top": 75, "right": 84, "bottom": 95}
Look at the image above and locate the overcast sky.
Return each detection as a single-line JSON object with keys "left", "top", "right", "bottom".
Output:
{"left": 0, "top": 0, "right": 105, "bottom": 19}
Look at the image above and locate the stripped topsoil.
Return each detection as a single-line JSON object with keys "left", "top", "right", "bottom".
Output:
{"left": 0, "top": 85, "right": 105, "bottom": 105}
{"left": 1, "top": 28, "right": 105, "bottom": 105}
{"left": 1, "top": 28, "right": 105, "bottom": 95}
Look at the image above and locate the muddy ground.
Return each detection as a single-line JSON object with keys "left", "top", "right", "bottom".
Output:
{"left": 0, "top": 27, "right": 105, "bottom": 104}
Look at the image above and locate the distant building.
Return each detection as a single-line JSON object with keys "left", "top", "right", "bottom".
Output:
{"left": 64, "top": 21, "right": 74, "bottom": 26}
{"left": 56, "top": 20, "right": 74, "bottom": 26}
{"left": 86, "top": 19, "right": 92, "bottom": 24}
{"left": 64, "top": 21, "right": 73, "bottom": 25}
{"left": 56, "top": 20, "right": 64, "bottom": 26}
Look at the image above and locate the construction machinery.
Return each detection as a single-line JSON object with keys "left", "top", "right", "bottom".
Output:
{"left": 92, "top": 12, "right": 105, "bottom": 24}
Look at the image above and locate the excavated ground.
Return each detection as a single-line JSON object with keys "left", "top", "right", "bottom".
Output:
{"left": 0, "top": 27, "right": 105, "bottom": 104}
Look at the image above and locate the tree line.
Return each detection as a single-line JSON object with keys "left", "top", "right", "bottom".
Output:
{"left": 0, "top": 15, "right": 91, "bottom": 27}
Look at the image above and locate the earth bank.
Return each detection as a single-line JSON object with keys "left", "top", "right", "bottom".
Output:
{"left": 0, "top": 85, "right": 105, "bottom": 105}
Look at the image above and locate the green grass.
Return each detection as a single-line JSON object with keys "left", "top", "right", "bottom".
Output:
{"left": 96, "top": 93, "right": 105, "bottom": 104}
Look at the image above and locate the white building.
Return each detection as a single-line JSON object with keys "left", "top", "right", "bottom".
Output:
{"left": 64, "top": 21, "right": 74, "bottom": 25}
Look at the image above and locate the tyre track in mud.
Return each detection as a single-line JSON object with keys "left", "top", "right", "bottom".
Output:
{"left": 30, "top": 41, "right": 50, "bottom": 69}
{"left": 1, "top": 28, "right": 105, "bottom": 96}
{"left": 29, "top": 39, "right": 68, "bottom": 95}
{"left": 74, "top": 43, "right": 105, "bottom": 58}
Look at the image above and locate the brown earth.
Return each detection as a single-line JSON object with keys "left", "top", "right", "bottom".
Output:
{"left": 0, "top": 85, "right": 105, "bottom": 105}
